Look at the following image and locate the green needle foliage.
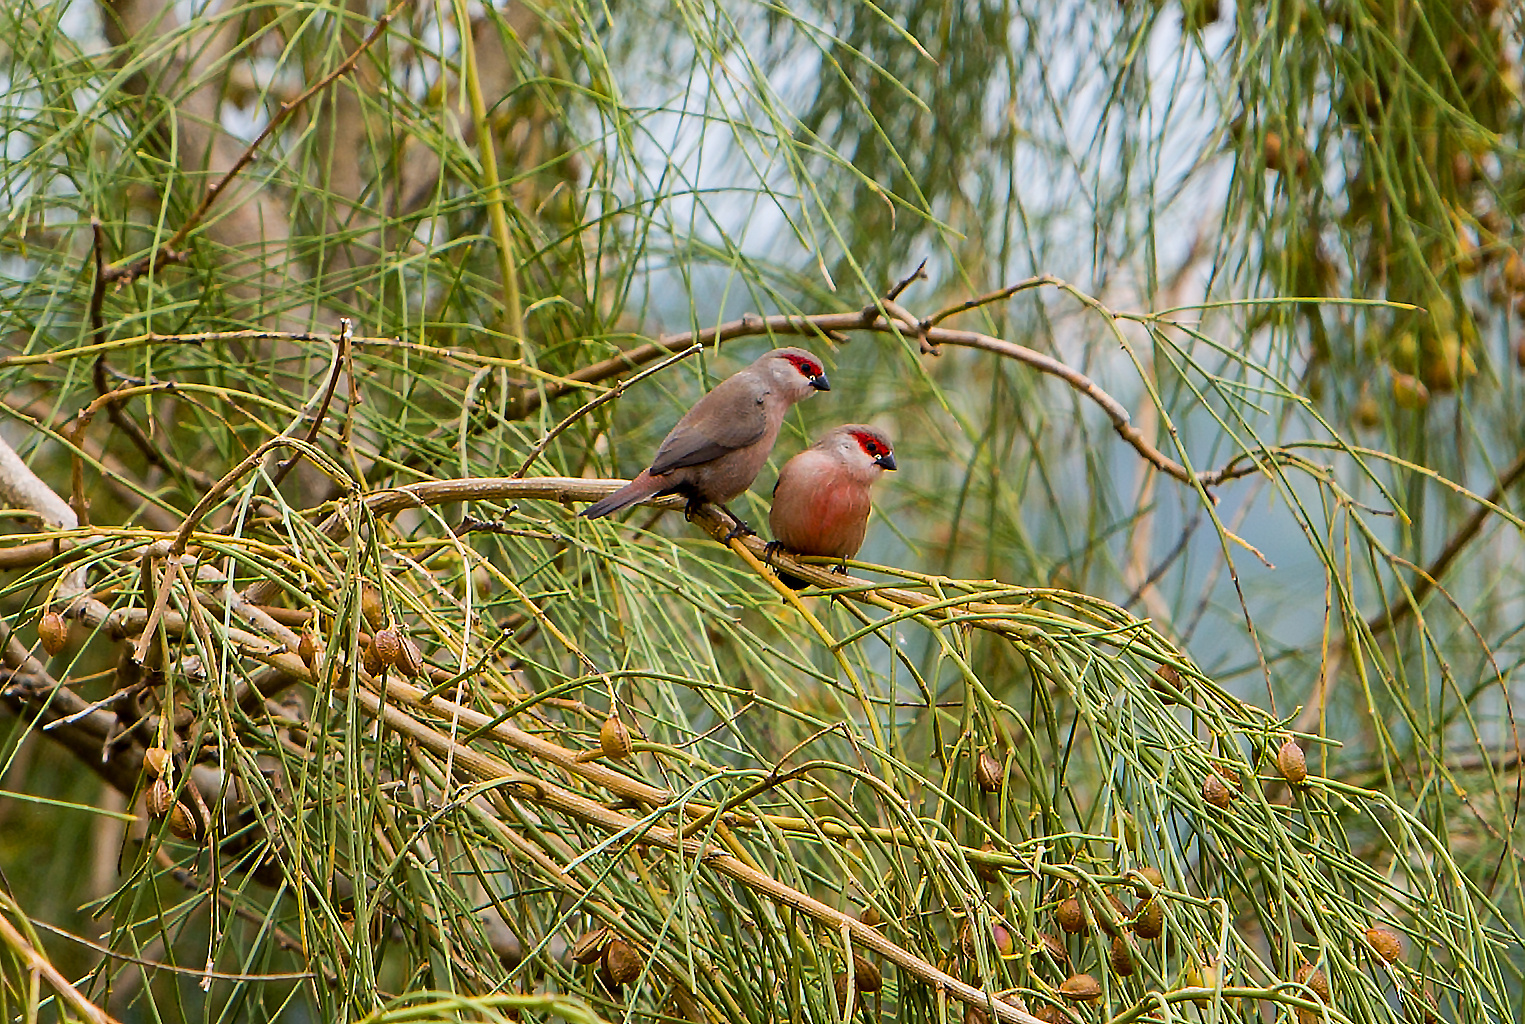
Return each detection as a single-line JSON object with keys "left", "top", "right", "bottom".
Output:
{"left": 1, "top": 2, "right": 1523, "bottom": 1024}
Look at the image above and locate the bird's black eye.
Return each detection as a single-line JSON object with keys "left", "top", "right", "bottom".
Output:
{"left": 788, "top": 356, "right": 820, "bottom": 377}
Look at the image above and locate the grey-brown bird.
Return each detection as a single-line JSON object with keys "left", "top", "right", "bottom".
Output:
{"left": 581, "top": 347, "right": 830, "bottom": 522}
{"left": 768, "top": 424, "right": 895, "bottom": 588}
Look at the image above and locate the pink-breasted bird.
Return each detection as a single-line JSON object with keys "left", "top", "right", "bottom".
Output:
{"left": 767, "top": 424, "right": 896, "bottom": 588}
{"left": 580, "top": 347, "right": 830, "bottom": 522}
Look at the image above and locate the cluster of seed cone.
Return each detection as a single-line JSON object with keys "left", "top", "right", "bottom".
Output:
{"left": 141, "top": 745, "right": 209, "bottom": 842}
{"left": 570, "top": 926, "right": 646, "bottom": 996}
{"left": 946, "top": 667, "right": 1413, "bottom": 1023}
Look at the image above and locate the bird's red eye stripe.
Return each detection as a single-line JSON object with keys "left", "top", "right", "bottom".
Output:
{"left": 852, "top": 432, "right": 884, "bottom": 455}
{"left": 786, "top": 355, "right": 822, "bottom": 378}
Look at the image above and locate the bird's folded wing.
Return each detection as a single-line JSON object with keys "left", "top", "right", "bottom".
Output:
{"left": 648, "top": 376, "right": 768, "bottom": 474}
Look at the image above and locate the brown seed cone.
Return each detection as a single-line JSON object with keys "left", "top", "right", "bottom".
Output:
{"left": 851, "top": 954, "right": 881, "bottom": 992}
{"left": 143, "top": 746, "right": 172, "bottom": 779}
{"left": 297, "top": 631, "right": 319, "bottom": 667}
{"left": 1203, "top": 772, "right": 1232, "bottom": 809}
{"left": 990, "top": 923, "right": 1015, "bottom": 957}
{"left": 571, "top": 926, "right": 611, "bottom": 965}
{"left": 975, "top": 841, "right": 1000, "bottom": 883}
{"left": 1152, "top": 663, "right": 1182, "bottom": 703}
{"left": 975, "top": 750, "right": 1003, "bottom": 793}
{"left": 1098, "top": 893, "right": 1130, "bottom": 936}
{"left": 1365, "top": 925, "right": 1403, "bottom": 963}
{"left": 145, "top": 778, "right": 174, "bottom": 818}
{"left": 833, "top": 971, "right": 853, "bottom": 1013}
{"left": 858, "top": 905, "right": 883, "bottom": 928}
{"left": 957, "top": 921, "right": 976, "bottom": 958}
{"left": 1034, "top": 1004, "right": 1066, "bottom": 1024}
{"left": 1277, "top": 740, "right": 1308, "bottom": 784}
{"left": 360, "top": 583, "right": 385, "bottom": 631}
{"left": 396, "top": 635, "right": 424, "bottom": 678}
{"left": 1056, "top": 896, "right": 1086, "bottom": 934}
{"left": 1263, "top": 131, "right": 1283, "bottom": 171}
{"left": 373, "top": 628, "right": 402, "bottom": 668}
{"left": 1038, "top": 930, "right": 1069, "bottom": 967}
{"left": 1132, "top": 898, "right": 1164, "bottom": 940}
{"left": 38, "top": 610, "right": 67, "bottom": 655}
{"left": 603, "top": 937, "right": 642, "bottom": 986}
{"left": 167, "top": 801, "right": 203, "bottom": 841}
{"left": 600, "top": 714, "right": 633, "bottom": 760}
{"left": 361, "top": 638, "right": 383, "bottom": 677}
{"left": 1354, "top": 391, "right": 1380, "bottom": 428}
{"left": 1109, "top": 934, "right": 1136, "bottom": 977}
{"left": 1059, "top": 972, "right": 1102, "bottom": 1002}
{"left": 1295, "top": 963, "right": 1330, "bottom": 1001}
{"left": 1131, "top": 866, "right": 1164, "bottom": 897}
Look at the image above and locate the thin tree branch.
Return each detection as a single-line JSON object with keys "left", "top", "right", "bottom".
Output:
{"left": 1367, "top": 447, "right": 1525, "bottom": 637}
{"left": 269, "top": 319, "right": 352, "bottom": 490}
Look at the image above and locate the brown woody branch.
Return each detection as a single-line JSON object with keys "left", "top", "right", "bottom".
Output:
{"left": 515, "top": 277, "right": 1244, "bottom": 489}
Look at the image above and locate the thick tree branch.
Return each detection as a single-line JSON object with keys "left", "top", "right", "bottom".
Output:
{"left": 0, "top": 434, "right": 87, "bottom": 595}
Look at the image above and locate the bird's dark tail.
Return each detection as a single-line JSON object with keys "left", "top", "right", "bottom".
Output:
{"left": 580, "top": 470, "right": 665, "bottom": 519}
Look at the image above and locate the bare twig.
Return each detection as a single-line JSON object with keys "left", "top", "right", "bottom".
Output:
{"left": 884, "top": 258, "right": 928, "bottom": 301}
{"left": 508, "top": 279, "right": 1241, "bottom": 488}
{"left": 923, "top": 275, "right": 1055, "bottom": 328}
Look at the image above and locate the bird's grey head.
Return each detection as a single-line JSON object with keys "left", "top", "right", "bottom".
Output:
{"left": 759, "top": 348, "right": 830, "bottom": 400}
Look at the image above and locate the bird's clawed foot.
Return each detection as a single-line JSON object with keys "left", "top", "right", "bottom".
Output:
{"left": 717, "top": 503, "right": 756, "bottom": 542}
{"left": 722, "top": 519, "right": 757, "bottom": 543}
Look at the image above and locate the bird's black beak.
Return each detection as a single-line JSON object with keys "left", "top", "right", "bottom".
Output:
{"left": 879, "top": 452, "right": 897, "bottom": 471}
{"left": 810, "top": 373, "right": 831, "bottom": 392}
